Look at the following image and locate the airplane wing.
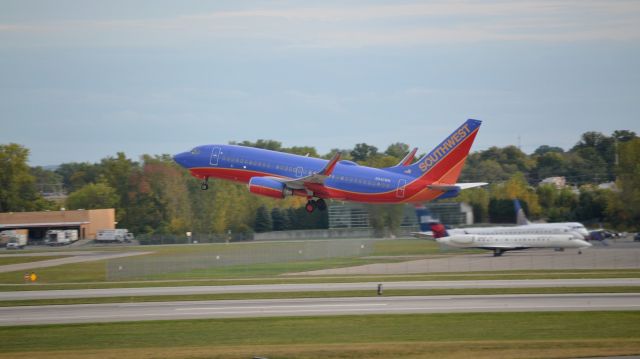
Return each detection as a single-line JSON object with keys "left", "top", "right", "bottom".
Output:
{"left": 266, "top": 151, "right": 342, "bottom": 190}
{"left": 479, "top": 245, "right": 530, "bottom": 249}
{"left": 428, "top": 182, "right": 488, "bottom": 191}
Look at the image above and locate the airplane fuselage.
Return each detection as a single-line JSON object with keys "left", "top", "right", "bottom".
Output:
{"left": 176, "top": 144, "right": 456, "bottom": 204}
{"left": 174, "top": 119, "right": 484, "bottom": 209}
{"left": 438, "top": 234, "right": 591, "bottom": 249}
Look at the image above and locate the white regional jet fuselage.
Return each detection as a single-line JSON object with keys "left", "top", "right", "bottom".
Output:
{"left": 446, "top": 225, "right": 587, "bottom": 238}
{"left": 436, "top": 233, "right": 592, "bottom": 257}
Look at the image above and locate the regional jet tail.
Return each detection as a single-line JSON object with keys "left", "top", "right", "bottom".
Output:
{"left": 412, "top": 207, "right": 591, "bottom": 256}
{"left": 174, "top": 119, "right": 486, "bottom": 213}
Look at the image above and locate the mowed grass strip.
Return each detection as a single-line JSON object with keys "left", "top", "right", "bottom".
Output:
{"left": 1, "top": 286, "right": 640, "bottom": 307}
{"left": 3, "top": 339, "right": 640, "bottom": 359}
{"left": 0, "top": 312, "right": 638, "bottom": 355}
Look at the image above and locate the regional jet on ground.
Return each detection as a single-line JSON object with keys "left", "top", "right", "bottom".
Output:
{"left": 174, "top": 119, "right": 486, "bottom": 212}
{"left": 413, "top": 208, "right": 591, "bottom": 256}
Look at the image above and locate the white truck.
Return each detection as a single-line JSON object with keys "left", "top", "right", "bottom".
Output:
{"left": 2, "top": 229, "right": 28, "bottom": 249}
{"left": 96, "top": 229, "right": 134, "bottom": 243}
{"left": 65, "top": 229, "right": 78, "bottom": 242}
{"left": 45, "top": 230, "right": 71, "bottom": 246}
{"left": 6, "top": 236, "right": 28, "bottom": 249}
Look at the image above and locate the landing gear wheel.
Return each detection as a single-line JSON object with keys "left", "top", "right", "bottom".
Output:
{"left": 305, "top": 201, "right": 316, "bottom": 213}
{"left": 200, "top": 177, "right": 209, "bottom": 191}
{"left": 316, "top": 198, "right": 327, "bottom": 211}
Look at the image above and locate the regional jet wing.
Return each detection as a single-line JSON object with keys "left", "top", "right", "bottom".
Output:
{"left": 266, "top": 151, "right": 342, "bottom": 190}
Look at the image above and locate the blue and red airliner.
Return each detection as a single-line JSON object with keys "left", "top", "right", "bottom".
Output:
{"left": 173, "top": 119, "right": 486, "bottom": 213}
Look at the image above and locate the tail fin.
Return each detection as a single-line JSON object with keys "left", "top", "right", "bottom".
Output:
{"left": 415, "top": 206, "right": 439, "bottom": 232}
{"left": 430, "top": 222, "right": 449, "bottom": 238}
{"left": 514, "top": 199, "right": 530, "bottom": 225}
{"left": 414, "top": 206, "right": 449, "bottom": 238}
{"left": 406, "top": 119, "right": 482, "bottom": 183}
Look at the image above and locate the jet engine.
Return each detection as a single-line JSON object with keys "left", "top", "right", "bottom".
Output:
{"left": 248, "top": 177, "right": 292, "bottom": 199}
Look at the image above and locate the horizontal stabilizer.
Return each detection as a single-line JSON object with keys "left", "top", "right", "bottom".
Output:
{"left": 428, "top": 182, "right": 488, "bottom": 191}
{"left": 410, "top": 231, "right": 434, "bottom": 239}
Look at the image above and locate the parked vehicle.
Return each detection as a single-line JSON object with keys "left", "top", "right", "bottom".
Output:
{"left": 65, "top": 229, "right": 78, "bottom": 242}
{"left": 96, "top": 229, "right": 134, "bottom": 243}
{"left": 634, "top": 233, "right": 640, "bottom": 242}
{"left": 45, "top": 230, "right": 71, "bottom": 246}
{"left": 1, "top": 229, "right": 28, "bottom": 248}
{"left": 6, "top": 236, "right": 28, "bottom": 249}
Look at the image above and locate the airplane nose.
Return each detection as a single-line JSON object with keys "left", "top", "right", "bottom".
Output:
{"left": 578, "top": 239, "right": 592, "bottom": 248}
{"left": 173, "top": 152, "right": 189, "bottom": 168}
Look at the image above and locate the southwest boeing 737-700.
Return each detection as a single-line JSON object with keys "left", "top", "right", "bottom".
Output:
{"left": 173, "top": 119, "right": 486, "bottom": 213}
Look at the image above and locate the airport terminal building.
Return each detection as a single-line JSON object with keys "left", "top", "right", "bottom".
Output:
{"left": 0, "top": 208, "right": 115, "bottom": 242}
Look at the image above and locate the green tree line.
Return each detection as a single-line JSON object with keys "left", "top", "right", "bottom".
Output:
{"left": 0, "top": 128, "right": 638, "bottom": 238}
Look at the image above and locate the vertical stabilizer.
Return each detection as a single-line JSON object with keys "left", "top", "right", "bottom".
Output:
{"left": 406, "top": 119, "right": 482, "bottom": 184}
{"left": 514, "top": 199, "right": 530, "bottom": 225}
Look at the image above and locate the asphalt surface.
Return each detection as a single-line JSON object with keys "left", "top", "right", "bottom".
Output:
{"left": 2, "top": 278, "right": 640, "bottom": 300}
{"left": 290, "top": 246, "right": 640, "bottom": 275}
{"left": 1, "top": 293, "right": 638, "bottom": 326}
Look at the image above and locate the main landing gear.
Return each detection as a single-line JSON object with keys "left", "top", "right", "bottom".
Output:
{"left": 200, "top": 177, "right": 209, "bottom": 191}
{"left": 493, "top": 248, "right": 505, "bottom": 257}
{"left": 305, "top": 198, "right": 327, "bottom": 213}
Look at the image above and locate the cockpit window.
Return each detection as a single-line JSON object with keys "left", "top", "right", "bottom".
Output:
{"left": 191, "top": 148, "right": 200, "bottom": 155}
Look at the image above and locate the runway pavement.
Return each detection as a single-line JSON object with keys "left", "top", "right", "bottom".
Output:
{"left": 2, "top": 278, "right": 640, "bottom": 300}
{"left": 1, "top": 293, "right": 638, "bottom": 326}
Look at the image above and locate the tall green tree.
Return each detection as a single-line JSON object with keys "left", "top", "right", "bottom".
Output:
{"left": 351, "top": 143, "right": 378, "bottom": 163}
{"left": 606, "top": 138, "right": 640, "bottom": 229}
{"left": 254, "top": 206, "right": 272, "bottom": 233}
{"left": 0, "top": 143, "right": 50, "bottom": 212}
{"left": 66, "top": 182, "right": 119, "bottom": 210}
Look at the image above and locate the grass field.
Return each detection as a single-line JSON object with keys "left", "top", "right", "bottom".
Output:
{"left": 0, "top": 256, "right": 68, "bottom": 266}
{"left": 1, "top": 312, "right": 639, "bottom": 358}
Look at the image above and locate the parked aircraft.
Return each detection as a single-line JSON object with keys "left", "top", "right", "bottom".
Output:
{"left": 413, "top": 207, "right": 587, "bottom": 239}
{"left": 413, "top": 207, "right": 591, "bottom": 256}
{"left": 513, "top": 199, "right": 589, "bottom": 238}
{"left": 174, "top": 119, "right": 486, "bottom": 212}
{"left": 433, "top": 228, "right": 592, "bottom": 257}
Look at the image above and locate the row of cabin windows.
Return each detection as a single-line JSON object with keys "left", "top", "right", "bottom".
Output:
{"left": 475, "top": 238, "right": 552, "bottom": 243}
{"left": 476, "top": 229, "right": 567, "bottom": 235}
{"left": 219, "top": 156, "right": 394, "bottom": 189}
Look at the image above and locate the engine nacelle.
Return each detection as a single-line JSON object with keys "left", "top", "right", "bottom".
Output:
{"left": 248, "top": 177, "right": 292, "bottom": 199}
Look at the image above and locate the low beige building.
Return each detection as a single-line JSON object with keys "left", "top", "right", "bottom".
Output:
{"left": 0, "top": 208, "right": 115, "bottom": 241}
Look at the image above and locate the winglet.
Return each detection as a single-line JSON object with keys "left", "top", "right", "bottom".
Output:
{"left": 319, "top": 151, "right": 342, "bottom": 176}
{"left": 396, "top": 147, "right": 418, "bottom": 167}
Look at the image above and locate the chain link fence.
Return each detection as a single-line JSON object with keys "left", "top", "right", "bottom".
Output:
{"left": 106, "top": 239, "right": 374, "bottom": 280}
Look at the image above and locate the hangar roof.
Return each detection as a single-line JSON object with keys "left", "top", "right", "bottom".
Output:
{"left": 0, "top": 221, "right": 89, "bottom": 229}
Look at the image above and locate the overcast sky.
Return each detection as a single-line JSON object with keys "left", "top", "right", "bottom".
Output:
{"left": 1, "top": 1, "right": 639, "bottom": 166}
